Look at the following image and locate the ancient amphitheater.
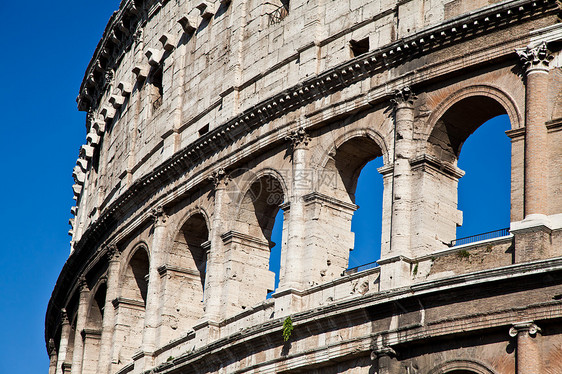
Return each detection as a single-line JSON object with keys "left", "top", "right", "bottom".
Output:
{"left": 46, "top": 0, "right": 562, "bottom": 373}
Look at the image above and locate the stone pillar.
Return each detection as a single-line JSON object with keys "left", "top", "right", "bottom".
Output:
{"left": 380, "top": 88, "right": 416, "bottom": 290}
{"left": 509, "top": 322, "right": 542, "bottom": 374}
{"left": 516, "top": 41, "right": 552, "bottom": 217}
{"left": 205, "top": 168, "right": 230, "bottom": 323}
{"left": 70, "top": 277, "right": 89, "bottom": 374}
{"left": 279, "top": 128, "right": 310, "bottom": 291}
{"left": 141, "top": 206, "right": 168, "bottom": 363}
{"left": 55, "top": 309, "right": 71, "bottom": 374}
{"left": 512, "top": 42, "right": 554, "bottom": 262}
{"left": 371, "top": 347, "right": 397, "bottom": 374}
{"left": 97, "top": 245, "right": 121, "bottom": 374}
{"left": 48, "top": 339, "right": 58, "bottom": 374}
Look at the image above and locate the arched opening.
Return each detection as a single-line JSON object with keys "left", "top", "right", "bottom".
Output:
{"left": 267, "top": 208, "right": 284, "bottom": 297}
{"left": 349, "top": 157, "right": 384, "bottom": 269}
{"left": 456, "top": 114, "right": 511, "bottom": 239}
{"left": 163, "top": 213, "right": 209, "bottom": 336}
{"left": 427, "top": 95, "right": 511, "bottom": 247}
{"left": 315, "top": 134, "right": 385, "bottom": 280}
{"left": 228, "top": 174, "right": 284, "bottom": 309}
{"left": 81, "top": 283, "right": 106, "bottom": 374}
{"left": 114, "top": 246, "right": 149, "bottom": 367}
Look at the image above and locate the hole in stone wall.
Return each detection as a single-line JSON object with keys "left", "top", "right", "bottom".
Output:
{"left": 150, "top": 66, "right": 163, "bottom": 111}
{"left": 350, "top": 37, "right": 370, "bottom": 57}
{"left": 199, "top": 124, "right": 209, "bottom": 136}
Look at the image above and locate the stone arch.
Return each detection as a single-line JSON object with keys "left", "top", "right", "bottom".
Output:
{"left": 223, "top": 171, "right": 286, "bottom": 311}
{"left": 422, "top": 84, "right": 515, "bottom": 244}
{"left": 320, "top": 127, "right": 390, "bottom": 170}
{"left": 426, "top": 84, "right": 521, "bottom": 163}
{"left": 162, "top": 210, "right": 210, "bottom": 335}
{"left": 304, "top": 129, "right": 387, "bottom": 283}
{"left": 81, "top": 281, "right": 107, "bottom": 374}
{"left": 113, "top": 243, "right": 149, "bottom": 367}
{"left": 427, "top": 359, "right": 498, "bottom": 374}
{"left": 232, "top": 167, "right": 290, "bottom": 209}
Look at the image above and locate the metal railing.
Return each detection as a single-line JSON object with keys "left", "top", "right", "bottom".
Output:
{"left": 449, "top": 227, "right": 510, "bottom": 247}
{"left": 344, "top": 261, "right": 379, "bottom": 276}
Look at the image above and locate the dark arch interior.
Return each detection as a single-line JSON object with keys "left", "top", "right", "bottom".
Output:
{"left": 333, "top": 136, "right": 383, "bottom": 202}
{"left": 178, "top": 213, "right": 209, "bottom": 289}
{"left": 428, "top": 96, "right": 507, "bottom": 162}
{"left": 124, "top": 248, "right": 149, "bottom": 305}
{"left": 86, "top": 283, "right": 107, "bottom": 329}
{"left": 241, "top": 175, "right": 285, "bottom": 244}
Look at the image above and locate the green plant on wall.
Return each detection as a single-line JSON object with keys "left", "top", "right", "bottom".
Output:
{"left": 282, "top": 316, "right": 294, "bottom": 342}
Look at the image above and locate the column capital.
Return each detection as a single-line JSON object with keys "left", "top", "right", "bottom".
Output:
{"left": 150, "top": 205, "right": 168, "bottom": 226}
{"left": 61, "top": 308, "right": 69, "bottom": 325}
{"left": 208, "top": 168, "right": 230, "bottom": 189}
{"left": 78, "top": 276, "right": 89, "bottom": 293}
{"left": 509, "top": 321, "right": 542, "bottom": 337}
{"left": 391, "top": 86, "right": 417, "bottom": 108}
{"left": 370, "top": 346, "right": 397, "bottom": 360}
{"left": 286, "top": 127, "right": 310, "bottom": 150}
{"left": 516, "top": 41, "right": 553, "bottom": 74}
{"left": 105, "top": 243, "right": 120, "bottom": 262}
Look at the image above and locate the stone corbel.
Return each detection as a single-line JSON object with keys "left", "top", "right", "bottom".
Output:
{"left": 68, "top": 218, "right": 75, "bottom": 229}
{"left": 178, "top": 12, "right": 199, "bottom": 33}
{"left": 73, "top": 166, "right": 86, "bottom": 184}
{"left": 391, "top": 86, "right": 417, "bottom": 107}
{"left": 196, "top": 1, "right": 216, "bottom": 19}
{"left": 145, "top": 48, "right": 164, "bottom": 67}
{"left": 72, "top": 184, "right": 83, "bottom": 196}
{"left": 80, "top": 144, "right": 94, "bottom": 159}
{"left": 70, "top": 206, "right": 77, "bottom": 216}
{"left": 109, "top": 94, "right": 125, "bottom": 108}
{"left": 117, "top": 81, "right": 132, "bottom": 96}
{"left": 159, "top": 34, "right": 176, "bottom": 51}
{"left": 76, "top": 158, "right": 88, "bottom": 171}
{"left": 109, "top": 29, "right": 121, "bottom": 45}
{"left": 132, "top": 64, "right": 150, "bottom": 80}
{"left": 86, "top": 131, "right": 101, "bottom": 146}
{"left": 86, "top": 73, "right": 96, "bottom": 87}
{"left": 117, "top": 20, "right": 130, "bottom": 36}
{"left": 100, "top": 105, "right": 116, "bottom": 121}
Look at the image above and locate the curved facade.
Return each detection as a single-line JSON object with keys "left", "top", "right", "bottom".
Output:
{"left": 46, "top": 0, "right": 562, "bottom": 373}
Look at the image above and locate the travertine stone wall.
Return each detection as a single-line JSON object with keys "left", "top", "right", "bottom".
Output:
{"left": 48, "top": 0, "right": 562, "bottom": 373}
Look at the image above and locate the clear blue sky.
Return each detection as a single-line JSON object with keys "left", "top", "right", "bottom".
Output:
{"left": 0, "top": 2, "right": 510, "bottom": 373}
